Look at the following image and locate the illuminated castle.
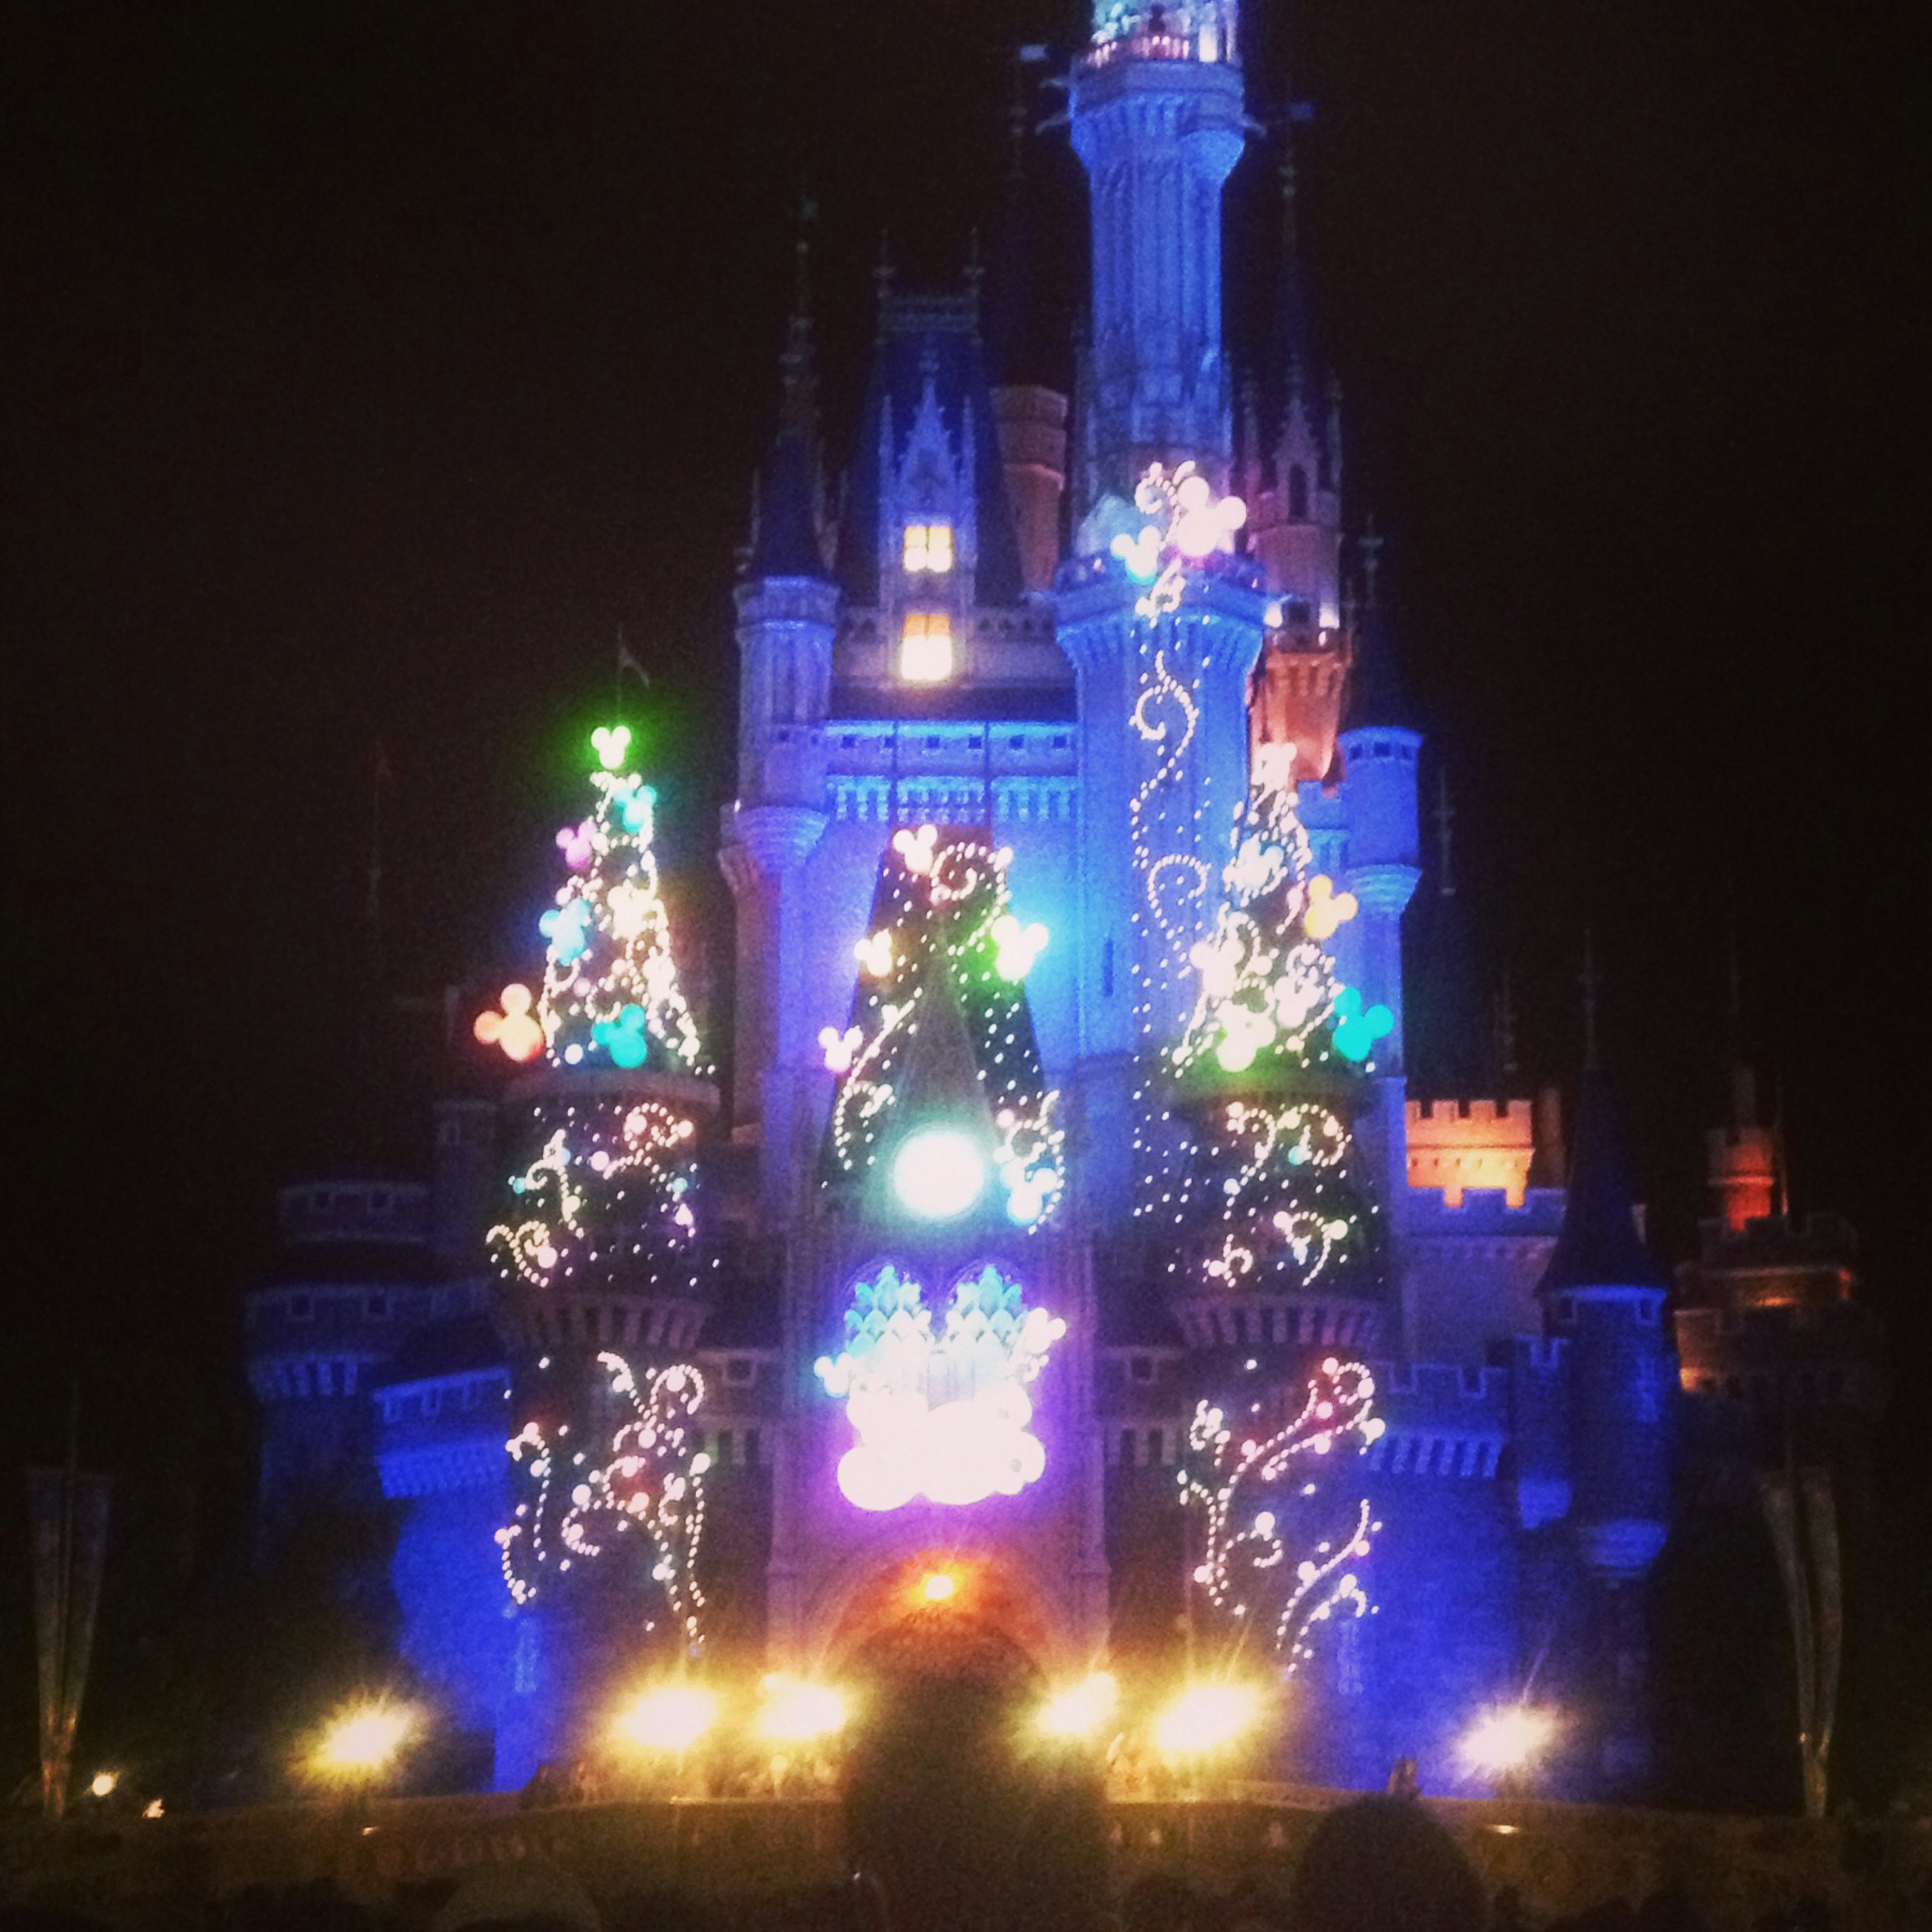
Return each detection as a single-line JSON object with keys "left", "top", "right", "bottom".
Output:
{"left": 246, "top": 0, "right": 1882, "bottom": 1806}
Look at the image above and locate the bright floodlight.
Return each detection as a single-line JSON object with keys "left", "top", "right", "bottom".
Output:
{"left": 314, "top": 1703, "right": 415, "bottom": 1777}
{"left": 921, "top": 1570, "right": 958, "bottom": 1603}
{"left": 1039, "top": 1672, "right": 1119, "bottom": 1740}
{"left": 891, "top": 1128, "right": 986, "bottom": 1220}
{"left": 1152, "top": 1683, "right": 1260, "bottom": 1756}
{"left": 1462, "top": 1705, "right": 1556, "bottom": 1777}
{"left": 612, "top": 1685, "right": 717, "bottom": 1754}
{"left": 88, "top": 1771, "right": 118, "bottom": 1799}
{"left": 758, "top": 1677, "right": 847, "bottom": 1742}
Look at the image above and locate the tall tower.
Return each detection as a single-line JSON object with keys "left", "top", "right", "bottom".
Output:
{"left": 1070, "top": 1, "right": 1247, "bottom": 487}
{"left": 1537, "top": 1063, "right": 1676, "bottom": 1792}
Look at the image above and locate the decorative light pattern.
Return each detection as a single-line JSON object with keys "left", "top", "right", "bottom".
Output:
{"left": 1179, "top": 1358, "right": 1384, "bottom": 1671}
{"left": 1109, "top": 462, "right": 1246, "bottom": 620}
{"left": 1136, "top": 755, "right": 1384, "bottom": 1297}
{"left": 814, "top": 1262, "right": 1066, "bottom": 1512}
{"left": 474, "top": 983, "right": 544, "bottom": 1063}
{"left": 823, "top": 828, "right": 1064, "bottom": 1229}
{"left": 496, "top": 1353, "right": 708, "bottom": 1651}
{"left": 531, "top": 745, "right": 706, "bottom": 1076}
{"left": 490, "top": 1101, "right": 697, "bottom": 1292}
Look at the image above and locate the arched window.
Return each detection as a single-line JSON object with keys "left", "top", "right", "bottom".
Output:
{"left": 1288, "top": 464, "right": 1310, "bottom": 521}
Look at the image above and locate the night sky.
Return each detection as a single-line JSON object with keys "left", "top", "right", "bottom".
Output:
{"left": 4, "top": 0, "right": 1925, "bottom": 1773}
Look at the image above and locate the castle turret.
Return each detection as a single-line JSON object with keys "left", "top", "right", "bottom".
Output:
{"left": 1538, "top": 1066, "right": 1674, "bottom": 1579}
{"left": 1538, "top": 1059, "right": 1674, "bottom": 1792}
{"left": 1705, "top": 1061, "right": 1779, "bottom": 1234}
{"left": 1070, "top": 0, "right": 1247, "bottom": 485}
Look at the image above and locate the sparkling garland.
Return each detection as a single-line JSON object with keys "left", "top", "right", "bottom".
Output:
{"left": 488, "top": 1098, "right": 699, "bottom": 1293}
{"left": 497, "top": 1353, "right": 709, "bottom": 1650}
{"left": 1180, "top": 1357, "right": 1384, "bottom": 1669}
{"left": 822, "top": 827, "right": 1064, "bottom": 1229}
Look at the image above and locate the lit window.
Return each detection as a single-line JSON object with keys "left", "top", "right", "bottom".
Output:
{"left": 903, "top": 523, "right": 954, "bottom": 574}
{"left": 900, "top": 612, "right": 954, "bottom": 683}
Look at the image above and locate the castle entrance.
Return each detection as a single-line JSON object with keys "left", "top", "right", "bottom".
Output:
{"left": 842, "top": 1604, "right": 1106, "bottom": 1932}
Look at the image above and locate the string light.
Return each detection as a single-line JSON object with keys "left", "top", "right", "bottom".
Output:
{"left": 822, "top": 827, "right": 1064, "bottom": 1229}
{"left": 497, "top": 1354, "right": 709, "bottom": 1652}
{"left": 1179, "top": 1358, "right": 1384, "bottom": 1670}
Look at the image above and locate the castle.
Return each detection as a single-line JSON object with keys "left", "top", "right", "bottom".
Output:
{"left": 244, "top": 0, "right": 1883, "bottom": 1805}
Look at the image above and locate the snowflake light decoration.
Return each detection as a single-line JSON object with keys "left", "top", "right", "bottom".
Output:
{"left": 815, "top": 1263, "right": 1067, "bottom": 1512}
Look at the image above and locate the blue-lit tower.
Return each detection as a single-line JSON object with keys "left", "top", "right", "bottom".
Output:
{"left": 1062, "top": 0, "right": 1268, "bottom": 1220}
{"left": 1537, "top": 1062, "right": 1677, "bottom": 1791}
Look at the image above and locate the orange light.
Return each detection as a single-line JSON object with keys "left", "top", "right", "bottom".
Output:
{"left": 921, "top": 1570, "right": 957, "bottom": 1603}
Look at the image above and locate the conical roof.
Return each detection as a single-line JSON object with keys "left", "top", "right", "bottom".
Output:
{"left": 1537, "top": 1067, "right": 1668, "bottom": 1294}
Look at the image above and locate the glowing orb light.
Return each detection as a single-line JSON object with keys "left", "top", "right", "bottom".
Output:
{"left": 991, "top": 914, "right": 1050, "bottom": 982}
{"left": 1038, "top": 1672, "right": 1119, "bottom": 1740}
{"left": 314, "top": 1703, "right": 416, "bottom": 1778}
{"left": 891, "top": 1128, "right": 986, "bottom": 1220}
{"left": 611, "top": 1685, "right": 717, "bottom": 1754}
{"left": 921, "top": 1570, "right": 958, "bottom": 1604}
{"left": 758, "top": 1677, "right": 847, "bottom": 1742}
{"left": 88, "top": 1771, "right": 118, "bottom": 1799}
{"left": 1462, "top": 1705, "right": 1557, "bottom": 1778}
{"left": 591, "top": 723, "right": 632, "bottom": 771}
{"left": 1152, "top": 1684, "right": 1260, "bottom": 1756}
{"left": 474, "top": 984, "right": 544, "bottom": 1063}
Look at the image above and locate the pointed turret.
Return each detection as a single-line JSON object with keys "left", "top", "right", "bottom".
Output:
{"left": 746, "top": 223, "right": 831, "bottom": 582}
{"left": 1404, "top": 767, "right": 1488, "bottom": 1096}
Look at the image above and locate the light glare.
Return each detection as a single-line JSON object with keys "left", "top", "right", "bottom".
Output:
{"left": 1152, "top": 1683, "right": 1259, "bottom": 1756}
{"left": 758, "top": 1677, "right": 847, "bottom": 1741}
{"left": 891, "top": 1128, "right": 986, "bottom": 1220}
{"left": 1039, "top": 1672, "right": 1118, "bottom": 1739}
{"left": 612, "top": 1685, "right": 717, "bottom": 1754}
{"left": 314, "top": 1704, "right": 415, "bottom": 1777}
{"left": 1462, "top": 1705, "right": 1557, "bottom": 1777}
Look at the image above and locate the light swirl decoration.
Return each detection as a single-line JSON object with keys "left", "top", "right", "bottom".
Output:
{"left": 488, "top": 1101, "right": 698, "bottom": 1292}
{"left": 1179, "top": 1357, "right": 1385, "bottom": 1670}
{"left": 497, "top": 1354, "right": 709, "bottom": 1654}
{"left": 823, "top": 828, "right": 1064, "bottom": 1229}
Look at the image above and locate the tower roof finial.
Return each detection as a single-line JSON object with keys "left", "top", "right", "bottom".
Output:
{"left": 779, "top": 193, "right": 819, "bottom": 432}
{"left": 1434, "top": 765, "right": 1455, "bottom": 898}
{"left": 1279, "top": 140, "right": 1298, "bottom": 257}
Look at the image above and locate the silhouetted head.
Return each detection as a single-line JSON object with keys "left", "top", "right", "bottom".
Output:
{"left": 1288, "top": 1797, "right": 1483, "bottom": 1932}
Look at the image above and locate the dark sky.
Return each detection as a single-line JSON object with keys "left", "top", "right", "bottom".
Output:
{"left": 2, "top": 0, "right": 1925, "bottom": 1715}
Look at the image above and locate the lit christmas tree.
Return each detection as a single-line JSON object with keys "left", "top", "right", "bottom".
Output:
{"left": 1142, "top": 748, "right": 1388, "bottom": 1297}
{"left": 822, "top": 825, "right": 1064, "bottom": 1230}
{"left": 478, "top": 724, "right": 714, "bottom": 1641}
{"left": 479, "top": 722, "right": 709, "bottom": 1297}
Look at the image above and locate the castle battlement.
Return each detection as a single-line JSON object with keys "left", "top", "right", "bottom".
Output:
{"left": 1405, "top": 1098, "right": 1537, "bottom": 1208}
{"left": 1401, "top": 1184, "right": 1565, "bottom": 1236}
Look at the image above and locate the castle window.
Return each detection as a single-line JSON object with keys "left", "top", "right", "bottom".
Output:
{"left": 1288, "top": 464, "right": 1309, "bottom": 521}
{"left": 726, "top": 1356, "right": 755, "bottom": 1387}
{"left": 900, "top": 612, "right": 954, "bottom": 684}
{"left": 903, "top": 523, "right": 954, "bottom": 574}
{"left": 289, "top": 1294, "right": 313, "bottom": 1322}
{"left": 1130, "top": 1354, "right": 1155, "bottom": 1384}
{"left": 1555, "top": 1296, "right": 1576, "bottom": 1327}
{"left": 745, "top": 1428, "right": 762, "bottom": 1465}
{"left": 716, "top": 1429, "right": 735, "bottom": 1465}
